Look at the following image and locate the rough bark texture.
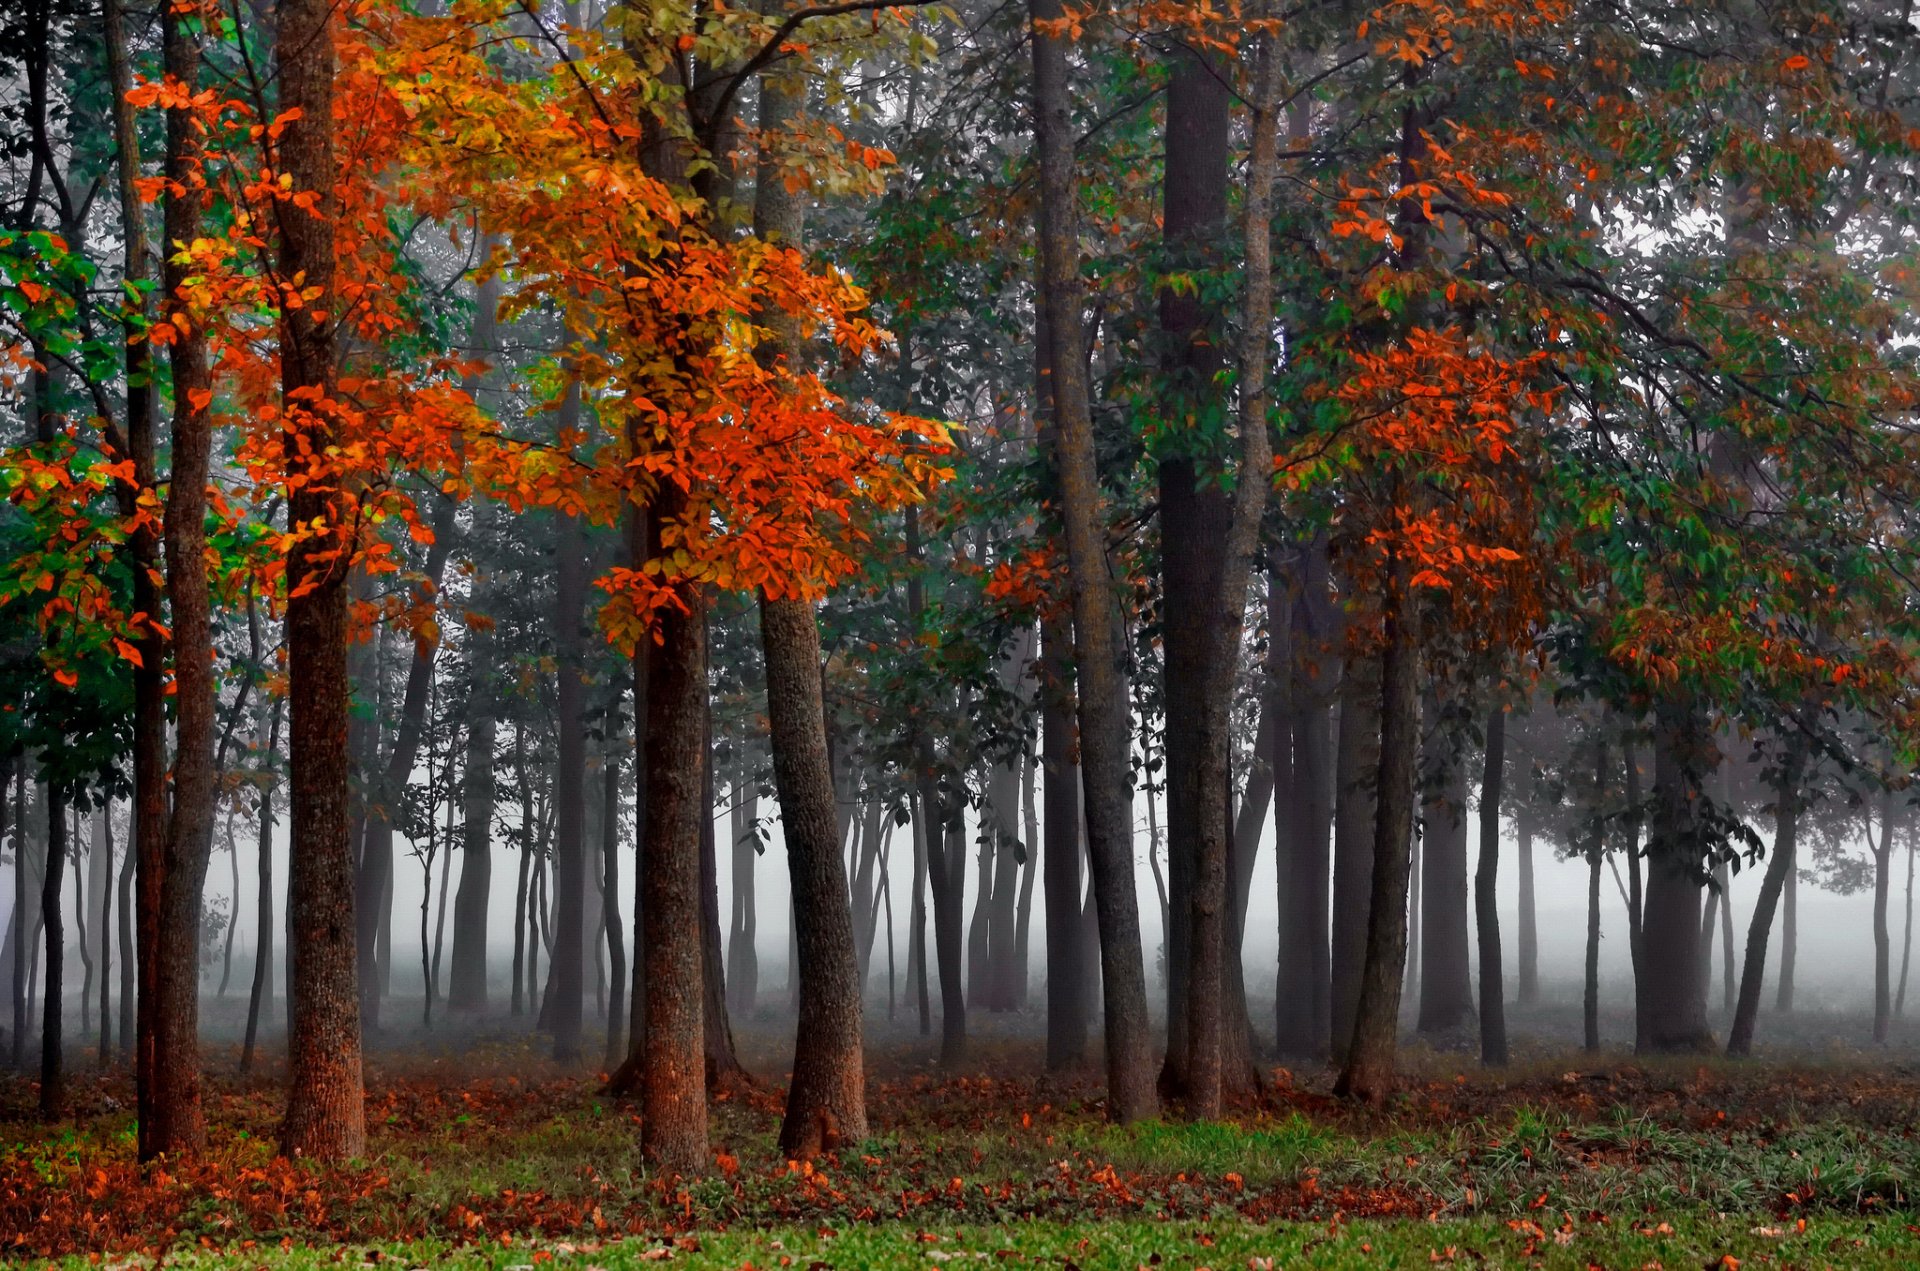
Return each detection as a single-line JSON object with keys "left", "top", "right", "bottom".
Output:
{"left": 762, "top": 595, "right": 868, "bottom": 1159}
{"left": 1276, "top": 546, "right": 1336, "bottom": 1059}
{"left": 1333, "top": 553, "right": 1421, "bottom": 1103}
{"left": 1474, "top": 708, "right": 1507, "bottom": 1066}
{"left": 1728, "top": 734, "right": 1805, "bottom": 1057}
{"left": 1031, "top": 0, "right": 1156, "bottom": 1122}
{"left": 640, "top": 489, "right": 709, "bottom": 1173}
{"left": 277, "top": 0, "right": 366, "bottom": 1160}
{"left": 1330, "top": 655, "right": 1380, "bottom": 1062}
{"left": 449, "top": 703, "right": 495, "bottom": 1013}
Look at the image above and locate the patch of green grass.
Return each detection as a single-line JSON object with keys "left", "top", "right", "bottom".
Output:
{"left": 69, "top": 1213, "right": 1920, "bottom": 1269}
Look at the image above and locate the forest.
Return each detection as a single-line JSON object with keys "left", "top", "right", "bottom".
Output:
{"left": 4, "top": 0, "right": 1920, "bottom": 1264}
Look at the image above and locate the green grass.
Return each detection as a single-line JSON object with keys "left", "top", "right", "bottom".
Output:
{"left": 60, "top": 1213, "right": 1920, "bottom": 1269}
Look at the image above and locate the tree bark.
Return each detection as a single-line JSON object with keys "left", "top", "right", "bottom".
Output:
{"left": 551, "top": 472, "right": 589, "bottom": 1062}
{"left": 242, "top": 700, "right": 285, "bottom": 1075}
{"left": 1637, "top": 703, "right": 1713, "bottom": 1054}
{"left": 726, "top": 750, "right": 758, "bottom": 1019}
{"left": 1727, "top": 733, "right": 1804, "bottom": 1057}
{"left": 603, "top": 715, "right": 629, "bottom": 1069}
{"left": 700, "top": 712, "right": 745, "bottom": 1086}
{"left": 1031, "top": 0, "right": 1156, "bottom": 1122}
{"left": 1333, "top": 549, "right": 1421, "bottom": 1103}
{"left": 640, "top": 488, "right": 710, "bottom": 1172}
{"left": 1475, "top": 707, "right": 1507, "bottom": 1066}
{"left": 277, "top": 0, "right": 366, "bottom": 1159}
{"left": 1042, "top": 616, "right": 1087, "bottom": 1069}
{"left": 762, "top": 595, "right": 868, "bottom": 1158}
{"left": 1417, "top": 730, "right": 1474, "bottom": 1033}
{"left": 1874, "top": 793, "right": 1894, "bottom": 1045}
{"left": 39, "top": 784, "right": 65, "bottom": 1119}
{"left": 1331, "top": 655, "right": 1380, "bottom": 1062}
{"left": 449, "top": 701, "right": 495, "bottom": 1014}
{"left": 1154, "top": 35, "right": 1233, "bottom": 1104}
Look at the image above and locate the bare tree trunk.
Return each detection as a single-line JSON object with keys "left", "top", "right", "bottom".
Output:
{"left": 726, "top": 748, "right": 758, "bottom": 1019}
{"left": 1728, "top": 733, "right": 1804, "bottom": 1058}
{"left": 1475, "top": 707, "right": 1507, "bottom": 1066}
{"left": 277, "top": 0, "right": 365, "bottom": 1159}
{"left": 1013, "top": 753, "right": 1039, "bottom": 1011}
{"left": 97, "top": 808, "right": 112, "bottom": 1066}
{"left": 218, "top": 809, "right": 239, "bottom": 996}
{"left": 552, "top": 477, "right": 589, "bottom": 1062}
{"left": 1624, "top": 746, "right": 1646, "bottom": 1050}
{"left": 1874, "top": 794, "right": 1894, "bottom": 1045}
{"left": 1032, "top": 0, "right": 1156, "bottom": 1121}
{"left": 1418, "top": 733, "right": 1474, "bottom": 1034}
{"left": 909, "top": 789, "right": 931, "bottom": 1038}
{"left": 603, "top": 717, "right": 629, "bottom": 1069}
{"left": 242, "top": 702, "right": 285, "bottom": 1074}
{"left": 13, "top": 763, "right": 31, "bottom": 1072}
{"left": 639, "top": 488, "right": 710, "bottom": 1172}
{"left": 450, "top": 702, "right": 495, "bottom": 1014}
{"left": 700, "top": 712, "right": 745, "bottom": 1087}
{"left": 511, "top": 723, "right": 532, "bottom": 1019}
{"left": 1334, "top": 547, "right": 1421, "bottom": 1103}
{"left": 1777, "top": 852, "right": 1797, "bottom": 1014}
{"left": 1331, "top": 656, "right": 1380, "bottom": 1063}
{"left": 1044, "top": 614, "right": 1090, "bottom": 1067}
{"left": 117, "top": 800, "right": 133, "bottom": 1063}
{"left": 1638, "top": 702, "right": 1713, "bottom": 1054}
{"left": 762, "top": 594, "right": 867, "bottom": 1159}
{"left": 1898, "top": 834, "right": 1914, "bottom": 1021}
{"left": 37, "top": 782, "right": 64, "bottom": 1117}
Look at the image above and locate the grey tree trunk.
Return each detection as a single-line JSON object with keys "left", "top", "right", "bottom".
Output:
{"left": 1474, "top": 708, "right": 1507, "bottom": 1066}
{"left": 1417, "top": 731, "right": 1474, "bottom": 1034}
{"left": 1330, "top": 656, "right": 1380, "bottom": 1062}
{"left": 1727, "top": 733, "right": 1804, "bottom": 1057}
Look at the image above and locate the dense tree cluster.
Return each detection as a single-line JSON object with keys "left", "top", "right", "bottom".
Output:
{"left": 3, "top": 0, "right": 1919, "bottom": 1169}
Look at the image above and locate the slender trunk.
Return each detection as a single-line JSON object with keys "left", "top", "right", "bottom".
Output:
{"left": 762, "top": 595, "right": 868, "bottom": 1158}
{"left": 276, "top": 0, "right": 365, "bottom": 1159}
{"left": 1584, "top": 827, "right": 1602, "bottom": 1053}
{"left": 1728, "top": 733, "right": 1805, "bottom": 1057}
{"left": 450, "top": 704, "right": 495, "bottom": 1013}
{"left": 1718, "top": 862, "right": 1735, "bottom": 1014}
{"left": 142, "top": 0, "right": 221, "bottom": 1158}
{"left": 430, "top": 781, "right": 455, "bottom": 1015}
{"left": 639, "top": 487, "right": 710, "bottom": 1172}
{"left": 98, "top": 808, "right": 112, "bottom": 1066}
{"left": 1898, "top": 834, "right": 1914, "bottom": 1020}
{"left": 107, "top": 0, "right": 172, "bottom": 1135}
{"left": 1333, "top": 548, "right": 1421, "bottom": 1103}
{"left": 909, "top": 789, "right": 930, "bottom": 1038}
{"left": 907, "top": 505, "right": 967, "bottom": 1065}
{"left": 725, "top": 753, "right": 758, "bottom": 1019}
{"left": 1330, "top": 656, "right": 1380, "bottom": 1062}
{"left": 603, "top": 717, "right": 629, "bottom": 1069}
{"left": 1874, "top": 794, "right": 1894, "bottom": 1045}
{"left": 1032, "top": 0, "right": 1155, "bottom": 1120}
{"left": 242, "top": 702, "right": 285, "bottom": 1074}
{"left": 74, "top": 813, "right": 93, "bottom": 1039}
{"left": 700, "top": 711, "right": 744, "bottom": 1086}
{"left": 1012, "top": 753, "right": 1039, "bottom": 1011}
{"left": 1475, "top": 708, "right": 1507, "bottom": 1066}
{"left": 1516, "top": 775, "right": 1538, "bottom": 1007}
{"left": 12, "top": 765, "right": 29, "bottom": 1072}
{"left": 40, "top": 785, "right": 65, "bottom": 1119}
{"left": 1777, "top": 850, "right": 1797, "bottom": 1013}
{"left": 1624, "top": 746, "right": 1646, "bottom": 1050}
{"left": 218, "top": 810, "right": 239, "bottom": 996}
{"left": 552, "top": 485, "right": 589, "bottom": 1062}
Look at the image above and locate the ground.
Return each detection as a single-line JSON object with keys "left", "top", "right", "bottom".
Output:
{"left": 5, "top": 1002, "right": 1920, "bottom": 1267}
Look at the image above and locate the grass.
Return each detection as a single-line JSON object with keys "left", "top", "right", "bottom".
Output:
{"left": 10, "top": 1026, "right": 1920, "bottom": 1264}
{"left": 57, "top": 1214, "right": 1920, "bottom": 1269}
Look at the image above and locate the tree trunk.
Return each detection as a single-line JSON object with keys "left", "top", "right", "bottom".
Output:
{"left": 1898, "top": 833, "right": 1914, "bottom": 1021}
{"left": 909, "top": 789, "right": 931, "bottom": 1038}
{"left": 1637, "top": 703, "right": 1713, "bottom": 1054}
{"left": 7, "top": 763, "right": 22, "bottom": 1072}
{"left": 1041, "top": 612, "right": 1086, "bottom": 1069}
{"left": 1417, "top": 723, "right": 1474, "bottom": 1034}
{"left": 106, "top": 0, "right": 172, "bottom": 1129}
{"left": 1331, "top": 656, "right": 1380, "bottom": 1063}
{"left": 551, "top": 486, "right": 588, "bottom": 1062}
{"left": 242, "top": 701, "right": 285, "bottom": 1074}
{"left": 1624, "top": 745, "right": 1646, "bottom": 1049}
{"left": 907, "top": 504, "right": 967, "bottom": 1066}
{"left": 1874, "top": 794, "right": 1894, "bottom": 1045}
{"left": 1717, "top": 861, "right": 1735, "bottom": 1014}
{"left": 700, "top": 711, "right": 744, "bottom": 1087}
{"left": 1333, "top": 549, "right": 1421, "bottom": 1103}
{"left": 1584, "top": 827, "right": 1602, "bottom": 1054}
{"left": 639, "top": 488, "right": 710, "bottom": 1173}
{"left": 1153, "top": 31, "right": 1232, "bottom": 1102}
{"left": 39, "top": 784, "right": 65, "bottom": 1119}
{"left": 762, "top": 595, "right": 868, "bottom": 1159}
{"left": 449, "top": 702, "right": 495, "bottom": 1014}
{"left": 1777, "top": 850, "right": 1797, "bottom": 1014}
{"left": 1032, "top": 0, "right": 1157, "bottom": 1122}
{"left": 726, "top": 752, "right": 758, "bottom": 1019}
{"left": 277, "top": 0, "right": 366, "bottom": 1159}
{"left": 1727, "top": 733, "right": 1804, "bottom": 1058}
{"left": 1475, "top": 707, "right": 1507, "bottom": 1067}
{"left": 1516, "top": 768, "right": 1538, "bottom": 1008}
{"left": 1013, "top": 753, "right": 1039, "bottom": 1011}
{"left": 96, "top": 807, "right": 112, "bottom": 1066}
{"left": 603, "top": 716, "right": 629, "bottom": 1069}
{"left": 140, "top": 0, "right": 221, "bottom": 1158}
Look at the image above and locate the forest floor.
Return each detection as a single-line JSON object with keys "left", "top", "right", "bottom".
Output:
{"left": 5, "top": 1003, "right": 1920, "bottom": 1267}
